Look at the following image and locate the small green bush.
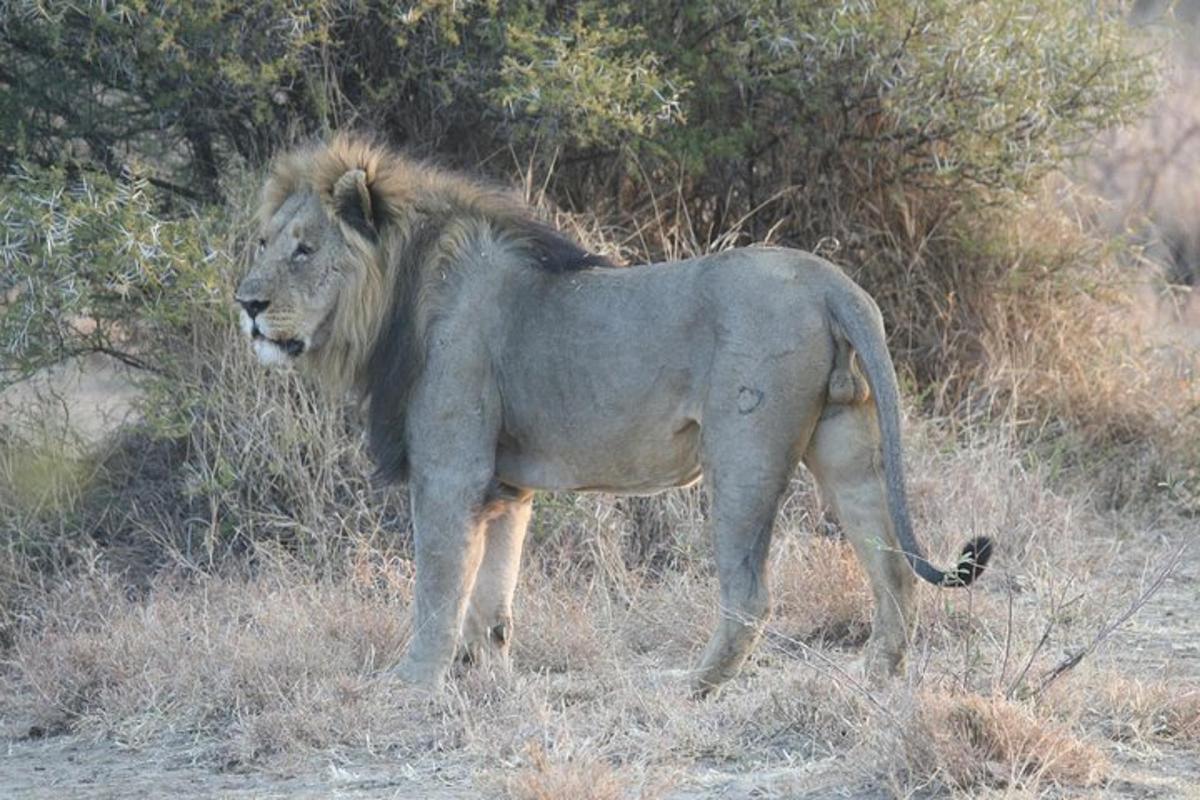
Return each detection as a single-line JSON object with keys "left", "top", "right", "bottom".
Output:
{"left": 2, "top": 2, "right": 1150, "bottom": 212}
{"left": 0, "top": 165, "right": 228, "bottom": 387}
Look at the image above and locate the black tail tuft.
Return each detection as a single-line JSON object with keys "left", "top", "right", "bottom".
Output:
{"left": 942, "top": 536, "right": 993, "bottom": 587}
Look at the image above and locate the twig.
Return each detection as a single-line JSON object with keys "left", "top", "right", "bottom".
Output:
{"left": 74, "top": 345, "right": 165, "bottom": 375}
{"left": 1006, "top": 617, "right": 1056, "bottom": 701}
{"left": 1004, "top": 579, "right": 1082, "bottom": 701}
{"left": 1029, "top": 542, "right": 1186, "bottom": 699}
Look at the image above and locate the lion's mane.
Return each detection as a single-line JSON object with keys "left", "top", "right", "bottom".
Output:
{"left": 256, "top": 135, "right": 610, "bottom": 482}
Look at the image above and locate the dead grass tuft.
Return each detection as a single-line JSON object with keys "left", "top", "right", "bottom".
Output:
{"left": 772, "top": 536, "right": 872, "bottom": 649}
{"left": 505, "top": 743, "right": 651, "bottom": 800}
{"left": 5, "top": 567, "right": 412, "bottom": 763}
{"left": 901, "top": 692, "right": 1109, "bottom": 791}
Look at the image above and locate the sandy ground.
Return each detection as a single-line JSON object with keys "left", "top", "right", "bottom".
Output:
{"left": 0, "top": 352, "right": 143, "bottom": 451}
{"left": 0, "top": 735, "right": 483, "bottom": 799}
{"left": 0, "top": 737, "right": 905, "bottom": 799}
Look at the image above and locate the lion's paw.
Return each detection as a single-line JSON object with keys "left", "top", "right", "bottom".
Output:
{"left": 388, "top": 656, "right": 447, "bottom": 694}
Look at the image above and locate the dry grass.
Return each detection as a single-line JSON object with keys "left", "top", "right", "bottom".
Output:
{"left": 900, "top": 693, "right": 1109, "bottom": 791}
{"left": 978, "top": 187, "right": 1200, "bottom": 457}
{"left": 2, "top": 119, "right": 1199, "bottom": 796}
{"left": 1049, "top": 671, "right": 1200, "bottom": 748}
{"left": 505, "top": 743, "right": 668, "bottom": 800}
{"left": 2, "top": 378, "right": 1195, "bottom": 796}
{"left": 1094, "top": 677, "right": 1200, "bottom": 746}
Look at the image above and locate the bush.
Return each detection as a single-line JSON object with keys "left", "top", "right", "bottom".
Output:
{"left": 0, "top": 1, "right": 683, "bottom": 199}
{"left": 1, "top": 2, "right": 1150, "bottom": 210}
{"left": 0, "top": 164, "right": 227, "bottom": 387}
{"left": 2, "top": 2, "right": 1158, "bottom": 393}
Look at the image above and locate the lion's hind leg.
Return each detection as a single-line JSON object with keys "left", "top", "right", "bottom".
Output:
{"left": 692, "top": 384, "right": 822, "bottom": 696}
{"left": 803, "top": 402, "right": 916, "bottom": 681}
{"left": 458, "top": 494, "right": 533, "bottom": 670}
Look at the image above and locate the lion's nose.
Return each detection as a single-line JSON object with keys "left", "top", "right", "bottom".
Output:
{"left": 238, "top": 299, "right": 270, "bottom": 319}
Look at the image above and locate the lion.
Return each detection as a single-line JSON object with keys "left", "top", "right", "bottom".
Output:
{"left": 235, "top": 134, "right": 992, "bottom": 694}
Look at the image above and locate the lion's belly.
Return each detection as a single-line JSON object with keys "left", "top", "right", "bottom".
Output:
{"left": 495, "top": 418, "right": 703, "bottom": 495}
{"left": 491, "top": 249, "right": 824, "bottom": 494}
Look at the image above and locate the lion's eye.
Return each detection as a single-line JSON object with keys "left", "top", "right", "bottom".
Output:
{"left": 293, "top": 243, "right": 313, "bottom": 260}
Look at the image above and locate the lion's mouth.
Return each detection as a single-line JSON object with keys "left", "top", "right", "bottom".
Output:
{"left": 277, "top": 338, "right": 305, "bottom": 357}
{"left": 251, "top": 326, "right": 305, "bottom": 358}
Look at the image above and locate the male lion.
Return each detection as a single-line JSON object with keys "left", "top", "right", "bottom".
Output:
{"left": 236, "top": 134, "right": 992, "bottom": 694}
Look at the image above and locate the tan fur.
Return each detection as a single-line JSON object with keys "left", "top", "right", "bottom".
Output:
{"left": 238, "top": 135, "right": 991, "bottom": 694}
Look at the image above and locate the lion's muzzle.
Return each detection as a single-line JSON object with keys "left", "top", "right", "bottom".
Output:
{"left": 236, "top": 296, "right": 306, "bottom": 363}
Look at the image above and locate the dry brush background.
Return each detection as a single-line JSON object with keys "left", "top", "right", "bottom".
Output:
{"left": 1, "top": 2, "right": 1199, "bottom": 797}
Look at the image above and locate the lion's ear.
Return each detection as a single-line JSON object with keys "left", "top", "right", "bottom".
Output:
{"left": 332, "top": 169, "right": 377, "bottom": 239}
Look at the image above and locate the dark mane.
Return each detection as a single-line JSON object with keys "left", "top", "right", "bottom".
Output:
{"left": 363, "top": 216, "right": 441, "bottom": 485}
{"left": 515, "top": 218, "right": 614, "bottom": 272}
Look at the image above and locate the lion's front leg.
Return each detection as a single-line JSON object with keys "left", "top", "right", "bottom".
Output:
{"left": 458, "top": 494, "right": 533, "bottom": 668}
{"left": 391, "top": 326, "right": 504, "bottom": 690}
{"left": 396, "top": 475, "right": 491, "bottom": 691}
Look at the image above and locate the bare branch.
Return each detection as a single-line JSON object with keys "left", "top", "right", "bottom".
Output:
{"left": 1030, "top": 543, "right": 1187, "bottom": 699}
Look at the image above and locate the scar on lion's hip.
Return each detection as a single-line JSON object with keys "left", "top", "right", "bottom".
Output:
{"left": 737, "top": 386, "right": 765, "bottom": 414}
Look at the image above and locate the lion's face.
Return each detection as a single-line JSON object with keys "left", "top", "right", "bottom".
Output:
{"left": 235, "top": 191, "right": 352, "bottom": 366}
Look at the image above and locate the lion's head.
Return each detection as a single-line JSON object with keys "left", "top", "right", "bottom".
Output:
{"left": 236, "top": 136, "right": 399, "bottom": 386}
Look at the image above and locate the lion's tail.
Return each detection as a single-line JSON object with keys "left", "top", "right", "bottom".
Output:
{"left": 826, "top": 286, "right": 993, "bottom": 588}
